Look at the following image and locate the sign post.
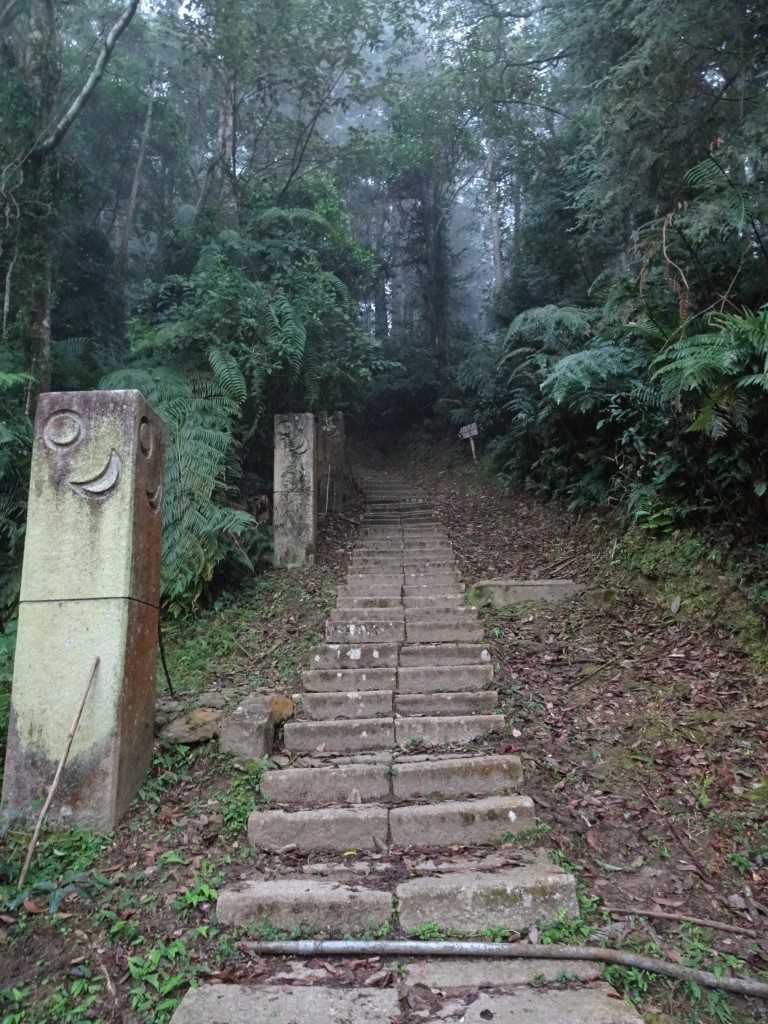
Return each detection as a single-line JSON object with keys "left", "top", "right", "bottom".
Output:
{"left": 459, "top": 422, "right": 478, "bottom": 460}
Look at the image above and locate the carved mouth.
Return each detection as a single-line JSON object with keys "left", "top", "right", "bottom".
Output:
{"left": 70, "top": 450, "right": 122, "bottom": 498}
{"left": 147, "top": 483, "right": 163, "bottom": 510}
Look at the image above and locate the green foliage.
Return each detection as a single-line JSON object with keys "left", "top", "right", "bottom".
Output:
{"left": 101, "top": 366, "right": 261, "bottom": 613}
{"left": 0, "top": 375, "right": 33, "bottom": 624}
{"left": 220, "top": 758, "right": 273, "bottom": 836}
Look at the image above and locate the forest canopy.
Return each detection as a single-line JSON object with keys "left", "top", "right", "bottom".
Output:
{"left": 1, "top": 0, "right": 767, "bottom": 614}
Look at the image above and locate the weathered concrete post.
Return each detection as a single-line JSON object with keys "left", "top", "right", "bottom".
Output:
{"left": 1, "top": 390, "right": 164, "bottom": 832}
{"left": 317, "top": 413, "right": 345, "bottom": 516}
{"left": 273, "top": 413, "right": 317, "bottom": 567}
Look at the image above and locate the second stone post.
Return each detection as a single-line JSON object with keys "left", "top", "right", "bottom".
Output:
{"left": 273, "top": 413, "right": 317, "bottom": 567}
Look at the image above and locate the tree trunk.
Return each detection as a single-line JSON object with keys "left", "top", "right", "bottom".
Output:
{"left": 114, "top": 58, "right": 159, "bottom": 283}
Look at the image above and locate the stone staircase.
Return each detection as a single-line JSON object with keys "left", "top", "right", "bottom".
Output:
{"left": 171, "top": 472, "right": 643, "bottom": 1024}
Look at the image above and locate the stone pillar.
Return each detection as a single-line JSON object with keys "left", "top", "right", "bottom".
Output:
{"left": 1, "top": 390, "right": 164, "bottom": 832}
{"left": 273, "top": 413, "right": 317, "bottom": 567}
{"left": 317, "top": 413, "right": 346, "bottom": 516}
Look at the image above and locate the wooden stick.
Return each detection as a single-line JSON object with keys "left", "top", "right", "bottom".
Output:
{"left": 602, "top": 905, "right": 758, "bottom": 938}
{"left": 243, "top": 939, "right": 768, "bottom": 999}
{"left": 18, "top": 657, "right": 100, "bottom": 890}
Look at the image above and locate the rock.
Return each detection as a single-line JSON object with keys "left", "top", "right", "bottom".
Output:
{"left": 192, "top": 691, "right": 229, "bottom": 710}
{"left": 219, "top": 696, "right": 274, "bottom": 759}
{"left": 160, "top": 708, "right": 224, "bottom": 744}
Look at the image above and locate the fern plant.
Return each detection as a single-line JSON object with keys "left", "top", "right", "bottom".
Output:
{"left": 100, "top": 367, "right": 261, "bottom": 614}
{"left": 0, "top": 373, "right": 33, "bottom": 623}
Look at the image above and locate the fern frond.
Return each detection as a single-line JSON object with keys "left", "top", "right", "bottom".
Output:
{"left": 208, "top": 347, "right": 247, "bottom": 403}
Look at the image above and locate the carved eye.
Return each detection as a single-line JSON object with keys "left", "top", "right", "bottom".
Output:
{"left": 139, "top": 417, "right": 153, "bottom": 458}
{"left": 44, "top": 411, "right": 83, "bottom": 449}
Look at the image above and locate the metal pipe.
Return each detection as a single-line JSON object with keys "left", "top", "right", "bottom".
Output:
{"left": 242, "top": 940, "right": 768, "bottom": 999}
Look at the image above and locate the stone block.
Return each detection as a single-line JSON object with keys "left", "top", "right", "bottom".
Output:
{"left": 217, "top": 878, "right": 391, "bottom": 932}
{"left": 308, "top": 643, "right": 398, "bottom": 669}
{"left": 402, "top": 957, "right": 601, "bottom": 990}
{"left": 397, "top": 664, "right": 494, "bottom": 693}
{"left": 325, "top": 620, "right": 405, "bottom": 643}
{"left": 327, "top": 602, "right": 405, "bottom": 618}
{"left": 403, "top": 606, "right": 476, "bottom": 621}
{"left": 273, "top": 413, "right": 317, "bottom": 567}
{"left": 218, "top": 697, "right": 274, "bottom": 759}
{"left": 284, "top": 718, "right": 394, "bottom": 753}
{"left": 294, "top": 690, "right": 393, "bottom": 720}
{"left": 301, "top": 667, "right": 397, "bottom": 692}
{"left": 406, "top": 620, "right": 485, "bottom": 643}
{"left": 2, "top": 390, "right": 163, "bottom": 831}
{"left": 471, "top": 579, "right": 584, "bottom": 607}
{"left": 399, "top": 644, "right": 492, "bottom": 667}
{"left": 392, "top": 755, "right": 523, "bottom": 801}
{"left": 390, "top": 795, "right": 534, "bottom": 849}
{"left": 261, "top": 763, "right": 390, "bottom": 805}
{"left": 396, "top": 858, "right": 574, "bottom": 933}
{"left": 248, "top": 804, "right": 389, "bottom": 851}
{"left": 395, "top": 691, "right": 497, "bottom": 717}
{"left": 395, "top": 715, "right": 501, "bottom": 747}
{"left": 459, "top": 987, "right": 643, "bottom": 1024}
{"left": 170, "top": 985, "right": 400, "bottom": 1024}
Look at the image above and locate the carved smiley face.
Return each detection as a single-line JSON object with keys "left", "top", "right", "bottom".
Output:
{"left": 43, "top": 408, "right": 122, "bottom": 498}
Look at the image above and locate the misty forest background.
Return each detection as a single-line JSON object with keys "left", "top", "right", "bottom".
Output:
{"left": 2, "top": 0, "right": 768, "bottom": 619}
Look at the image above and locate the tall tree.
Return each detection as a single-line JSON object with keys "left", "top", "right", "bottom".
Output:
{"left": 0, "top": 0, "right": 140, "bottom": 404}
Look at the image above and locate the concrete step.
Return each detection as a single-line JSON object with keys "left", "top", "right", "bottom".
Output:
{"left": 250, "top": 794, "right": 532, "bottom": 853}
{"left": 294, "top": 690, "right": 394, "bottom": 720}
{"left": 395, "top": 714, "right": 501, "bottom": 747}
{"left": 403, "top": 605, "right": 476, "bottom": 620}
{"left": 395, "top": 691, "right": 497, "bottom": 717}
{"left": 344, "top": 578, "right": 404, "bottom": 594}
{"left": 171, "top": 985, "right": 400, "bottom": 1024}
{"left": 403, "top": 593, "right": 465, "bottom": 607}
{"left": 403, "top": 577, "right": 463, "bottom": 593}
{"left": 248, "top": 803, "right": 389, "bottom": 852}
{"left": 399, "top": 643, "right": 491, "bottom": 667}
{"left": 333, "top": 596, "right": 402, "bottom": 609}
{"left": 301, "top": 667, "right": 396, "bottom": 692}
{"left": 391, "top": 754, "right": 523, "bottom": 800}
{"left": 217, "top": 878, "right": 391, "bottom": 932}
{"left": 325, "top": 620, "right": 405, "bottom": 643}
{"left": 396, "top": 859, "right": 577, "bottom": 933}
{"left": 336, "top": 583, "right": 402, "bottom": 599}
{"left": 261, "top": 761, "right": 390, "bottom": 805}
{"left": 170, "top": 982, "right": 644, "bottom": 1024}
{"left": 284, "top": 718, "right": 394, "bottom": 753}
{"left": 398, "top": 664, "right": 494, "bottom": 692}
{"left": 329, "top": 606, "right": 404, "bottom": 621}
{"left": 308, "top": 643, "right": 398, "bottom": 669}
{"left": 406, "top": 620, "right": 485, "bottom": 643}
{"left": 402, "top": 956, "right": 601, "bottom": 989}
{"left": 404, "top": 578, "right": 462, "bottom": 593}
{"left": 390, "top": 794, "right": 534, "bottom": 847}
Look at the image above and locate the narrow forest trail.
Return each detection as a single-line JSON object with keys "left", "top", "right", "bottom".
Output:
{"left": 170, "top": 469, "right": 645, "bottom": 1024}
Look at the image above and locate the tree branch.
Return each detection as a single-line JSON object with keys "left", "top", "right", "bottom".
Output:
{"left": 35, "top": 0, "right": 140, "bottom": 156}
{"left": 0, "top": 0, "right": 21, "bottom": 33}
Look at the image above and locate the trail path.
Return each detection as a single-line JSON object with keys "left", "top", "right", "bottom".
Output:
{"left": 171, "top": 470, "right": 643, "bottom": 1023}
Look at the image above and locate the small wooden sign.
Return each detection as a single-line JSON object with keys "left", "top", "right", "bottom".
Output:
{"left": 459, "top": 422, "right": 478, "bottom": 460}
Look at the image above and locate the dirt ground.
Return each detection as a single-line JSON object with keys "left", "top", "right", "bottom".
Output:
{"left": 1, "top": 438, "right": 767, "bottom": 1023}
